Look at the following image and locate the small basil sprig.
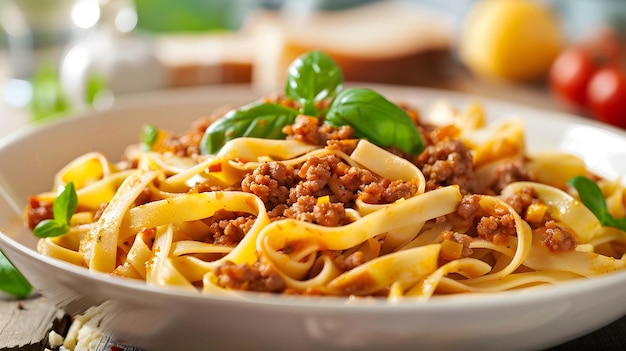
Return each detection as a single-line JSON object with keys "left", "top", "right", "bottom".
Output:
{"left": 285, "top": 50, "right": 343, "bottom": 116}
{"left": 200, "top": 103, "right": 299, "bottom": 155}
{"left": 0, "top": 250, "right": 32, "bottom": 298}
{"left": 141, "top": 124, "right": 159, "bottom": 152}
{"left": 33, "top": 181, "right": 78, "bottom": 238}
{"left": 568, "top": 176, "right": 626, "bottom": 231}
{"left": 325, "top": 88, "right": 424, "bottom": 155}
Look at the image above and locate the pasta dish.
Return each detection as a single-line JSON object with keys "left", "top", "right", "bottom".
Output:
{"left": 25, "top": 51, "right": 626, "bottom": 301}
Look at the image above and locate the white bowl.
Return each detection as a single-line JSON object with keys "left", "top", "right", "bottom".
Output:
{"left": 1, "top": 85, "right": 625, "bottom": 351}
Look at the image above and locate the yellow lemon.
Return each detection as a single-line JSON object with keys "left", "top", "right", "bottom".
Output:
{"left": 458, "top": 0, "right": 563, "bottom": 82}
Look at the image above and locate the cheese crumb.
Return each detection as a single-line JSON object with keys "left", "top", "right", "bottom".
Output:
{"left": 48, "top": 330, "right": 65, "bottom": 348}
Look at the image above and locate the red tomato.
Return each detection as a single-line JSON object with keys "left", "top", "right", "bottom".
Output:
{"left": 548, "top": 48, "right": 596, "bottom": 108}
{"left": 586, "top": 66, "right": 626, "bottom": 128}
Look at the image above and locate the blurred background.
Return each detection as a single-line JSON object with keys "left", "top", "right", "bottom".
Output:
{"left": 1, "top": 0, "right": 626, "bottom": 137}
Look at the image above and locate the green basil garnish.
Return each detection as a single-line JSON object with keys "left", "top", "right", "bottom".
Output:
{"left": 33, "top": 181, "right": 78, "bottom": 238}
{"left": 0, "top": 250, "right": 32, "bottom": 298}
{"left": 201, "top": 51, "right": 343, "bottom": 155}
{"left": 200, "top": 50, "right": 424, "bottom": 156}
{"left": 285, "top": 50, "right": 343, "bottom": 116}
{"left": 568, "top": 176, "right": 626, "bottom": 231}
{"left": 325, "top": 88, "right": 424, "bottom": 155}
{"left": 200, "top": 103, "right": 299, "bottom": 155}
{"left": 141, "top": 124, "right": 159, "bottom": 152}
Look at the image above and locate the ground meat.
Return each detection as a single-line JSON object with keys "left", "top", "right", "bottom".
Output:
{"left": 291, "top": 155, "right": 334, "bottom": 198}
{"left": 267, "top": 204, "right": 289, "bottom": 221}
{"left": 337, "top": 166, "right": 377, "bottom": 197}
{"left": 416, "top": 139, "right": 476, "bottom": 194}
{"left": 326, "top": 139, "right": 359, "bottom": 155}
{"left": 445, "top": 194, "right": 481, "bottom": 232}
{"left": 289, "top": 153, "right": 418, "bottom": 207}
{"left": 542, "top": 220, "right": 577, "bottom": 252}
{"left": 357, "top": 182, "right": 385, "bottom": 204}
{"left": 504, "top": 186, "right": 537, "bottom": 215}
{"left": 241, "top": 162, "right": 295, "bottom": 208}
{"left": 476, "top": 208, "right": 517, "bottom": 245}
{"left": 284, "top": 195, "right": 316, "bottom": 221}
{"left": 383, "top": 180, "right": 419, "bottom": 203}
{"left": 289, "top": 154, "right": 352, "bottom": 203}
{"left": 160, "top": 116, "right": 215, "bottom": 157}
{"left": 239, "top": 152, "right": 417, "bottom": 226}
{"left": 283, "top": 115, "right": 354, "bottom": 146}
{"left": 313, "top": 201, "right": 348, "bottom": 227}
{"left": 203, "top": 209, "right": 255, "bottom": 246}
{"left": 359, "top": 178, "right": 420, "bottom": 204}
{"left": 457, "top": 195, "right": 481, "bottom": 219}
{"left": 490, "top": 158, "right": 535, "bottom": 194}
{"left": 214, "top": 260, "right": 285, "bottom": 292}
{"left": 26, "top": 197, "right": 53, "bottom": 229}
{"left": 332, "top": 251, "right": 366, "bottom": 271}
{"left": 328, "top": 174, "right": 358, "bottom": 204}
{"left": 268, "top": 156, "right": 410, "bottom": 224}
{"left": 283, "top": 196, "right": 348, "bottom": 227}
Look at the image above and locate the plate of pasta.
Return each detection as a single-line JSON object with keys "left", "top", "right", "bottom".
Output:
{"left": 1, "top": 52, "right": 626, "bottom": 351}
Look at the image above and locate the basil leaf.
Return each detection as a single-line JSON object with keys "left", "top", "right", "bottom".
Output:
{"left": 33, "top": 219, "right": 69, "bottom": 238}
{"left": 53, "top": 182, "right": 77, "bottom": 224}
{"left": 33, "top": 181, "right": 77, "bottom": 238}
{"left": 568, "top": 176, "right": 626, "bottom": 231}
{"left": 200, "top": 103, "right": 299, "bottom": 155}
{"left": 325, "top": 88, "right": 424, "bottom": 155}
{"left": 285, "top": 51, "right": 343, "bottom": 115}
{"left": 141, "top": 124, "right": 159, "bottom": 151}
{"left": 0, "top": 250, "right": 32, "bottom": 298}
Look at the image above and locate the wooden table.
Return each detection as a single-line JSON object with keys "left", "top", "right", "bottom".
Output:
{"left": 0, "top": 295, "right": 136, "bottom": 351}
{"left": 0, "top": 296, "right": 68, "bottom": 351}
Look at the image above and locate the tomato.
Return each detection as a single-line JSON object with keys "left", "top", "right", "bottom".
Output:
{"left": 548, "top": 28, "right": 626, "bottom": 128}
{"left": 586, "top": 66, "right": 626, "bottom": 129}
{"left": 548, "top": 48, "right": 596, "bottom": 108}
